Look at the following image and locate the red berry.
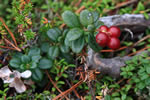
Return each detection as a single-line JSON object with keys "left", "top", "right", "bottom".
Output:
{"left": 108, "top": 26, "right": 121, "bottom": 38}
{"left": 96, "top": 32, "right": 109, "bottom": 47}
{"left": 108, "top": 37, "right": 120, "bottom": 50}
{"left": 98, "top": 25, "right": 109, "bottom": 32}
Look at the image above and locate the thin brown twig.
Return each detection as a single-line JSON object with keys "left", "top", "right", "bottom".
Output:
{"left": 45, "top": 70, "right": 70, "bottom": 100}
{"left": 132, "top": 35, "right": 150, "bottom": 47}
{"left": 104, "top": 0, "right": 137, "bottom": 13}
{"left": 75, "top": 0, "right": 82, "bottom": 7}
{"left": 0, "top": 17, "right": 18, "bottom": 47}
{"left": 128, "top": 46, "right": 150, "bottom": 56}
{"left": 4, "top": 38, "right": 21, "bottom": 52}
{"left": 53, "top": 80, "right": 83, "bottom": 100}
{"left": 0, "top": 45, "right": 17, "bottom": 50}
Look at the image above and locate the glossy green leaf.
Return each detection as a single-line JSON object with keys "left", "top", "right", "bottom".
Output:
{"left": 31, "top": 55, "right": 41, "bottom": 63}
{"left": 20, "top": 64, "right": 26, "bottom": 71}
{"left": 88, "top": 34, "right": 102, "bottom": 52}
{"left": 9, "top": 58, "right": 21, "bottom": 68}
{"left": 32, "top": 68, "right": 43, "bottom": 82}
{"left": 145, "top": 78, "right": 150, "bottom": 85}
{"left": 21, "top": 55, "right": 30, "bottom": 63}
{"left": 62, "top": 11, "right": 80, "bottom": 27}
{"left": 137, "top": 2, "right": 145, "bottom": 11}
{"left": 80, "top": 9, "right": 94, "bottom": 26}
{"left": 94, "top": 20, "right": 104, "bottom": 29}
{"left": 48, "top": 46, "right": 59, "bottom": 59}
{"left": 104, "top": 95, "right": 111, "bottom": 100}
{"left": 38, "top": 58, "right": 53, "bottom": 69}
{"left": 66, "top": 28, "right": 83, "bottom": 41}
{"left": 28, "top": 47, "right": 40, "bottom": 56}
{"left": 64, "top": 36, "right": 71, "bottom": 46}
{"left": 60, "top": 44, "right": 69, "bottom": 53}
{"left": 30, "top": 62, "right": 37, "bottom": 69}
{"left": 137, "top": 82, "right": 145, "bottom": 89}
{"left": 41, "top": 42, "right": 50, "bottom": 53}
{"left": 47, "top": 28, "right": 61, "bottom": 41}
{"left": 91, "top": 11, "right": 99, "bottom": 22}
{"left": 146, "top": 67, "right": 150, "bottom": 74}
{"left": 87, "top": 24, "right": 95, "bottom": 31}
{"left": 71, "top": 37, "right": 85, "bottom": 53}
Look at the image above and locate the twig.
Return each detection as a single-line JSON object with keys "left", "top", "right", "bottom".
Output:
{"left": 132, "top": 35, "right": 150, "bottom": 47}
{"left": 75, "top": 5, "right": 85, "bottom": 14}
{"left": 75, "top": 0, "right": 82, "bottom": 7}
{"left": 104, "top": 0, "right": 137, "bottom": 13}
{"left": 4, "top": 38, "right": 21, "bottom": 52}
{"left": 0, "top": 45, "right": 17, "bottom": 50}
{"left": 128, "top": 46, "right": 150, "bottom": 56}
{"left": 53, "top": 80, "right": 83, "bottom": 100}
{"left": 0, "top": 17, "right": 18, "bottom": 47}
{"left": 45, "top": 70, "right": 70, "bottom": 100}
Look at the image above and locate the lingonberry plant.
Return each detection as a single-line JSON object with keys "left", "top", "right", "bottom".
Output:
{"left": 96, "top": 25, "right": 121, "bottom": 50}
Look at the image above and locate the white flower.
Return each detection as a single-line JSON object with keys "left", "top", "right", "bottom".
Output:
{"left": 0, "top": 66, "right": 32, "bottom": 93}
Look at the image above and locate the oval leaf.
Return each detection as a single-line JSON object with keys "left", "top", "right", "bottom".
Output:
{"left": 47, "top": 28, "right": 61, "bottom": 41}
{"left": 38, "top": 58, "right": 53, "bottom": 69}
{"left": 21, "top": 55, "right": 30, "bottom": 63}
{"left": 41, "top": 42, "right": 50, "bottom": 53}
{"left": 9, "top": 58, "right": 21, "bottom": 68}
{"left": 80, "top": 10, "right": 94, "bottom": 26}
{"left": 62, "top": 11, "right": 80, "bottom": 27}
{"left": 28, "top": 47, "right": 40, "bottom": 56}
{"left": 71, "top": 37, "right": 85, "bottom": 53}
{"left": 31, "top": 55, "right": 41, "bottom": 63}
{"left": 32, "top": 68, "right": 43, "bottom": 82}
{"left": 60, "top": 44, "right": 69, "bottom": 53}
{"left": 48, "top": 46, "right": 59, "bottom": 59}
{"left": 91, "top": 11, "right": 99, "bottom": 22}
{"left": 66, "top": 28, "right": 83, "bottom": 41}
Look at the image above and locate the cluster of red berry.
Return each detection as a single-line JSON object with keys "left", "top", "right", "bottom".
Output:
{"left": 96, "top": 25, "right": 121, "bottom": 50}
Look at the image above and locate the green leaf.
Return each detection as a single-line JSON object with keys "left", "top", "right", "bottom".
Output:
{"left": 47, "top": 28, "right": 61, "bottom": 41}
{"left": 104, "top": 95, "right": 111, "bottom": 100}
{"left": 80, "top": 9, "right": 94, "bottom": 26}
{"left": 121, "top": 94, "right": 127, "bottom": 100}
{"left": 91, "top": 11, "right": 99, "bottom": 22}
{"left": 41, "top": 42, "right": 50, "bottom": 53}
{"left": 30, "top": 62, "right": 37, "bottom": 69}
{"left": 137, "top": 82, "right": 145, "bottom": 89}
{"left": 62, "top": 11, "right": 80, "bottom": 27}
{"left": 32, "top": 68, "right": 43, "bottom": 82}
{"left": 137, "top": 2, "right": 145, "bottom": 11}
{"left": 9, "top": 58, "right": 21, "bottom": 68}
{"left": 28, "top": 47, "right": 40, "bottom": 56}
{"left": 146, "top": 67, "right": 150, "bottom": 74}
{"left": 57, "top": 81, "right": 65, "bottom": 85}
{"left": 87, "top": 24, "right": 95, "bottom": 32}
{"left": 64, "top": 36, "right": 71, "bottom": 46}
{"left": 66, "top": 28, "right": 83, "bottom": 41}
{"left": 140, "top": 73, "right": 149, "bottom": 80}
{"left": 112, "top": 92, "right": 120, "bottom": 97}
{"left": 88, "top": 34, "right": 102, "bottom": 52}
{"left": 145, "top": 78, "right": 150, "bottom": 85}
{"left": 94, "top": 20, "right": 104, "bottom": 29}
{"left": 31, "top": 55, "right": 41, "bottom": 63}
{"left": 38, "top": 58, "right": 53, "bottom": 69}
{"left": 60, "top": 44, "right": 69, "bottom": 53}
{"left": 71, "top": 37, "right": 85, "bottom": 53}
{"left": 48, "top": 46, "right": 59, "bottom": 59}
{"left": 21, "top": 55, "right": 30, "bottom": 63}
